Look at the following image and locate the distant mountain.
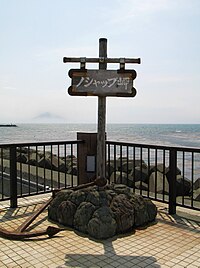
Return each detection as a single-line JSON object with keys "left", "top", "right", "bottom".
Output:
{"left": 32, "top": 112, "right": 66, "bottom": 123}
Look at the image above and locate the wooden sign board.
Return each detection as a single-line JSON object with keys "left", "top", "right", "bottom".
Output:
{"left": 68, "top": 69, "right": 137, "bottom": 97}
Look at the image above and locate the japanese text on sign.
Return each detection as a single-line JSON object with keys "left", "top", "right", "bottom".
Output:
{"left": 68, "top": 69, "right": 137, "bottom": 97}
{"left": 76, "top": 77, "right": 130, "bottom": 90}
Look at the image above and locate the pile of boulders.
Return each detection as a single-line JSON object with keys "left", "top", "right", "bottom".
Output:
{"left": 48, "top": 184, "right": 157, "bottom": 240}
{"left": 1, "top": 147, "right": 200, "bottom": 201}
{"left": 1, "top": 147, "right": 78, "bottom": 175}
{"left": 106, "top": 158, "right": 200, "bottom": 201}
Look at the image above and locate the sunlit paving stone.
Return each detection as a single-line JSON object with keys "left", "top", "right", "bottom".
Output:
{"left": 0, "top": 195, "right": 200, "bottom": 267}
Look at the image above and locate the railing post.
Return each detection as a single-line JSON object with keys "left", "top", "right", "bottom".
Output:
{"left": 10, "top": 146, "right": 18, "bottom": 208}
{"left": 168, "top": 149, "right": 177, "bottom": 214}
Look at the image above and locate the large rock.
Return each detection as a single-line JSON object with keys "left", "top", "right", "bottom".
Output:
{"left": 67, "top": 165, "right": 78, "bottom": 175}
{"left": 120, "top": 160, "right": 148, "bottom": 172}
{"left": 149, "top": 171, "right": 169, "bottom": 194}
{"left": 110, "top": 194, "right": 134, "bottom": 233}
{"left": 109, "top": 171, "right": 139, "bottom": 188}
{"left": 16, "top": 153, "right": 27, "bottom": 163}
{"left": 134, "top": 181, "right": 149, "bottom": 191}
{"left": 176, "top": 175, "right": 191, "bottom": 196}
{"left": 149, "top": 163, "right": 167, "bottom": 175}
{"left": 27, "top": 153, "right": 40, "bottom": 166}
{"left": 74, "top": 202, "right": 96, "bottom": 233}
{"left": 38, "top": 153, "right": 65, "bottom": 171}
{"left": 110, "top": 171, "right": 128, "bottom": 185}
{"left": 113, "top": 158, "right": 147, "bottom": 173}
{"left": 166, "top": 166, "right": 181, "bottom": 179}
{"left": 106, "top": 161, "right": 115, "bottom": 178}
{"left": 88, "top": 207, "right": 117, "bottom": 239}
{"left": 193, "top": 188, "right": 200, "bottom": 201}
{"left": 129, "top": 195, "right": 157, "bottom": 226}
{"left": 48, "top": 184, "right": 157, "bottom": 240}
{"left": 129, "top": 166, "right": 149, "bottom": 183}
{"left": 57, "top": 200, "right": 77, "bottom": 226}
{"left": 121, "top": 161, "right": 135, "bottom": 174}
{"left": 58, "top": 162, "right": 68, "bottom": 173}
{"left": 48, "top": 189, "right": 74, "bottom": 221}
{"left": 194, "top": 178, "right": 200, "bottom": 190}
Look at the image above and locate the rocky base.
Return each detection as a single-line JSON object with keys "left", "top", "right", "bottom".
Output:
{"left": 48, "top": 184, "right": 157, "bottom": 240}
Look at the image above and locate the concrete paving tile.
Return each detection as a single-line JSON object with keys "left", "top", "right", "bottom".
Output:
{"left": 193, "top": 252, "right": 200, "bottom": 257}
{"left": 0, "top": 196, "right": 200, "bottom": 268}
{"left": 15, "top": 259, "right": 29, "bottom": 266}
{"left": 192, "top": 261, "right": 200, "bottom": 266}
{"left": 108, "top": 260, "right": 120, "bottom": 266}
{"left": 163, "top": 261, "right": 177, "bottom": 267}
{"left": 7, "top": 263, "right": 21, "bottom": 268}
{"left": 1, "top": 258, "right": 14, "bottom": 265}
{"left": 6, "top": 252, "right": 18, "bottom": 259}
{"left": 123, "top": 262, "right": 138, "bottom": 268}
{"left": 173, "top": 265, "right": 185, "bottom": 268}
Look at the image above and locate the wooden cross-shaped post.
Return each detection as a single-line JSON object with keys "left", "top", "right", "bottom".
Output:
{"left": 97, "top": 38, "right": 107, "bottom": 179}
{"left": 63, "top": 38, "right": 141, "bottom": 180}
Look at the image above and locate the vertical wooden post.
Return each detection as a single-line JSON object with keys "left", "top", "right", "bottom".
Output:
{"left": 97, "top": 38, "right": 107, "bottom": 178}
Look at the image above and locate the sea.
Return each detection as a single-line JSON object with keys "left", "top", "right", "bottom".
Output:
{"left": 0, "top": 123, "right": 200, "bottom": 148}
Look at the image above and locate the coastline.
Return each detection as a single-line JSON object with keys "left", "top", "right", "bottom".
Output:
{"left": 0, "top": 124, "right": 17, "bottom": 127}
{"left": 0, "top": 123, "right": 200, "bottom": 148}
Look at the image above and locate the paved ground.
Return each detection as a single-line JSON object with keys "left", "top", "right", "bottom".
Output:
{"left": 0, "top": 194, "right": 200, "bottom": 268}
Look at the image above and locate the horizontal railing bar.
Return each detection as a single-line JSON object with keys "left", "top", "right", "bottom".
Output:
{"left": 106, "top": 140, "right": 200, "bottom": 153}
{"left": 1, "top": 140, "right": 199, "bottom": 153}
{"left": 0, "top": 140, "right": 83, "bottom": 148}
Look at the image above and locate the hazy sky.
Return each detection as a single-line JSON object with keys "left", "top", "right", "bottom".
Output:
{"left": 0, "top": 0, "right": 200, "bottom": 124}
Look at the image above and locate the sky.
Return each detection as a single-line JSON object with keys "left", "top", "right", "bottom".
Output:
{"left": 0, "top": 0, "right": 200, "bottom": 124}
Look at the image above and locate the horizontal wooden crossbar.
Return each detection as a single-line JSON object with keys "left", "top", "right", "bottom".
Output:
{"left": 63, "top": 57, "right": 141, "bottom": 64}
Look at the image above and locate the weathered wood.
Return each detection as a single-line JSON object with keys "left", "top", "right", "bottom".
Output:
{"left": 68, "top": 69, "right": 137, "bottom": 97}
{"left": 77, "top": 132, "right": 97, "bottom": 184}
{"left": 97, "top": 38, "right": 107, "bottom": 178}
{"left": 63, "top": 57, "right": 141, "bottom": 64}
{"left": 64, "top": 38, "right": 141, "bottom": 179}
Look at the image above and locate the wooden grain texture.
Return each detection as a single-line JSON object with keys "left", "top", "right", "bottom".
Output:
{"left": 68, "top": 69, "right": 137, "bottom": 97}
{"left": 63, "top": 57, "right": 141, "bottom": 64}
{"left": 97, "top": 38, "right": 107, "bottom": 178}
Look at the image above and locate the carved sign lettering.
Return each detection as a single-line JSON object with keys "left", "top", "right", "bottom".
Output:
{"left": 68, "top": 69, "right": 137, "bottom": 97}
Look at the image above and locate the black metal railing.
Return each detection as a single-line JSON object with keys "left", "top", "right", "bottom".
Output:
{"left": 0, "top": 141, "right": 81, "bottom": 207}
{"left": 106, "top": 141, "right": 200, "bottom": 213}
{"left": 1, "top": 138, "right": 200, "bottom": 214}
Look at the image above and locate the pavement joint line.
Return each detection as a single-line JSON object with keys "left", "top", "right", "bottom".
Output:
{"left": 0, "top": 197, "right": 200, "bottom": 268}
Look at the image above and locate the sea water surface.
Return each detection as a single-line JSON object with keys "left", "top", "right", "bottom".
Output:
{"left": 0, "top": 124, "right": 200, "bottom": 148}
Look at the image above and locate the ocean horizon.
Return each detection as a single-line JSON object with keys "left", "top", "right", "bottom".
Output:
{"left": 0, "top": 123, "right": 200, "bottom": 148}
